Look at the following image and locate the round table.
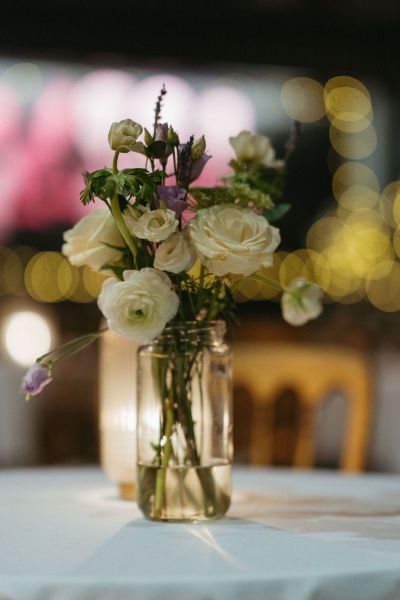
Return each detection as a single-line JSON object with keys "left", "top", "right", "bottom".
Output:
{"left": 1, "top": 467, "right": 400, "bottom": 599}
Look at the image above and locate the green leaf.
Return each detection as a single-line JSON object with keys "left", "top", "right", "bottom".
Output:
{"left": 100, "top": 264, "right": 125, "bottom": 280}
{"left": 264, "top": 203, "right": 291, "bottom": 222}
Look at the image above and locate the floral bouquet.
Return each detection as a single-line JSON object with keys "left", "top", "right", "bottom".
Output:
{"left": 22, "top": 87, "right": 322, "bottom": 521}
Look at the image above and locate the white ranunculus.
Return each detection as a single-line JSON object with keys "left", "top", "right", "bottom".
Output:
{"left": 108, "top": 119, "right": 144, "bottom": 153}
{"left": 98, "top": 268, "right": 179, "bottom": 343}
{"left": 129, "top": 208, "right": 178, "bottom": 243}
{"left": 188, "top": 204, "right": 280, "bottom": 276}
{"left": 229, "top": 130, "right": 284, "bottom": 169}
{"left": 62, "top": 208, "right": 123, "bottom": 271}
{"left": 281, "top": 278, "right": 323, "bottom": 326}
{"left": 154, "top": 232, "right": 197, "bottom": 274}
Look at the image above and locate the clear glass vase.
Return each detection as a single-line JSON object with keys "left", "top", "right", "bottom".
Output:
{"left": 136, "top": 321, "right": 232, "bottom": 522}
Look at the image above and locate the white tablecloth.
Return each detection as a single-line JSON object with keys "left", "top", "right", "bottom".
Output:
{"left": 1, "top": 467, "right": 400, "bottom": 600}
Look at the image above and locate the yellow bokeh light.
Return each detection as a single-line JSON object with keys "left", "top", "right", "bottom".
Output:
{"left": 57, "top": 259, "right": 80, "bottom": 299}
{"left": 306, "top": 216, "right": 345, "bottom": 251}
{"left": 366, "top": 262, "right": 400, "bottom": 312}
{"left": 329, "top": 114, "right": 373, "bottom": 134}
{"left": 281, "top": 77, "right": 326, "bottom": 123}
{"left": 393, "top": 229, "right": 400, "bottom": 258}
{"left": 238, "top": 253, "right": 285, "bottom": 301}
{"left": 25, "top": 252, "right": 65, "bottom": 302}
{"left": 324, "top": 77, "right": 372, "bottom": 123}
{"left": 329, "top": 124, "right": 377, "bottom": 159}
{"left": 332, "top": 162, "right": 380, "bottom": 211}
{"left": 382, "top": 181, "right": 400, "bottom": 228}
{"left": 366, "top": 259, "right": 396, "bottom": 282}
{"left": 0, "top": 246, "right": 23, "bottom": 295}
{"left": 305, "top": 250, "right": 331, "bottom": 292}
{"left": 279, "top": 252, "right": 309, "bottom": 287}
{"left": 82, "top": 266, "right": 108, "bottom": 298}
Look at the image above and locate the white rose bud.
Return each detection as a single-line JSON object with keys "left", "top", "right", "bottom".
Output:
{"left": 108, "top": 119, "right": 144, "bottom": 153}
{"left": 154, "top": 232, "right": 197, "bottom": 274}
{"left": 62, "top": 208, "right": 123, "bottom": 271}
{"left": 98, "top": 268, "right": 179, "bottom": 343}
{"left": 229, "top": 130, "right": 284, "bottom": 169}
{"left": 189, "top": 204, "right": 280, "bottom": 277}
{"left": 129, "top": 208, "right": 178, "bottom": 243}
{"left": 281, "top": 278, "right": 323, "bottom": 326}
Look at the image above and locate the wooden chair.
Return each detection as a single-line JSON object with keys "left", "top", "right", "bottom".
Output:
{"left": 233, "top": 343, "right": 373, "bottom": 471}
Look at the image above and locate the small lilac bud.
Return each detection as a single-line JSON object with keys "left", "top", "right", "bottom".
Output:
{"left": 21, "top": 364, "right": 52, "bottom": 399}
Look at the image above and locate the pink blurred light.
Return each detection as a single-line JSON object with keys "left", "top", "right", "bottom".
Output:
{"left": 27, "top": 79, "right": 75, "bottom": 166}
{"left": 0, "top": 82, "right": 21, "bottom": 145}
{"left": 197, "top": 85, "right": 255, "bottom": 178}
{"left": 132, "top": 75, "right": 196, "bottom": 141}
{"left": 71, "top": 70, "right": 136, "bottom": 168}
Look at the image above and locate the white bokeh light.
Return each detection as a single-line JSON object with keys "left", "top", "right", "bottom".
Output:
{"left": 131, "top": 75, "right": 196, "bottom": 141}
{"left": 197, "top": 85, "right": 256, "bottom": 173}
{"left": 70, "top": 70, "right": 136, "bottom": 167}
{"left": 2, "top": 311, "right": 52, "bottom": 367}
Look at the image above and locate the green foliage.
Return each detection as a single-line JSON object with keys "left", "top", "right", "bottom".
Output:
{"left": 264, "top": 202, "right": 291, "bottom": 223}
{"left": 80, "top": 168, "right": 164, "bottom": 206}
{"left": 190, "top": 182, "right": 273, "bottom": 211}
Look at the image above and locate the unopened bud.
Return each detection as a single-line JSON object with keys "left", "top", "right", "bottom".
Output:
{"left": 167, "top": 126, "right": 180, "bottom": 146}
{"left": 191, "top": 135, "right": 206, "bottom": 160}
{"left": 144, "top": 128, "right": 153, "bottom": 146}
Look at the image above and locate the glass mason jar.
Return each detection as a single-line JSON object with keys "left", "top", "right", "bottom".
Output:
{"left": 136, "top": 321, "right": 232, "bottom": 522}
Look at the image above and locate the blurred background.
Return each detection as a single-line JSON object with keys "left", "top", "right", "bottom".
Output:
{"left": 1, "top": 0, "right": 400, "bottom": 474}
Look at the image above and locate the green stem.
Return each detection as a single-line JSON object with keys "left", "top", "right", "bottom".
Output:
{"left": 154, "top": 399, "right": 175, "bottom": 517}
{"left": 110, "top": 151, "right": 138, "bottom": 265}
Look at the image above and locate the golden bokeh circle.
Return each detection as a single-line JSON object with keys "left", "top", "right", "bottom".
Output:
{"left": 25, "top": 252, "right": 65, "bottom": 303}
{"left": 0, "top": 246, "right": 23, "bottom": 295}
{"left": 329, "top": 124, "right": 377, "bottom": 160}
{"left": 324, "top": 77, "right": 372, "bottom": 123}
{"left": 281, "top": 77, "right": 325, "bottom": 123}
{"left": 382, "top": 181, "right": 400, "bottom": 228}
{"left": 279, "top": 251, "right": 309, "bottom": 287}
{"left": 366, "top": 261, "right": 400, "bottom": 312}
{"left": 332, "top": 162, "right": 380, "bottom": 210}
{"left": 306, "top": 216, "right": 345, "bottom": 251}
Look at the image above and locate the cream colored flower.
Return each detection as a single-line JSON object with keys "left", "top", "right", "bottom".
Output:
{"left": 62, "top": 208, "right": 123, "bottom": 271}
{"left": 229, "top": 130, "right": 284, "bottom": 169}
{"left": 108, "top": 119, "right": 144, "bottom": 153}
{"left": 98, "top": 268, "right": 179, "bottom": 343}
{"left": 129, "top": 208, "right": 178, "bottom": 243}
{"left": 189, "top": 204, "right": 280, "bottom": 276}
{"left": 281, "top": 278, "right": 323, "bottom": 326}
{"left": 154, "top": 232, "right": 197, "bottom": 274}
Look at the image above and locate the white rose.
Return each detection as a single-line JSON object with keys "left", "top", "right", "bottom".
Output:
{"left": 98, "top": 268, "right": 179, "bottom": 343}
{"left": 129, "top": 208, "right": 178, "bottom": 243}
{"left": 154, "top": 232, "right": 197, "bottom": 274}
{"left": 188, "top": 204, "right": 280, "bottom": 276}
{"left": 62, "top": 208, "right": 123, "bottom": 271}
{"left": 229, "top": 130, "right": 284, "bottom": 169}
{"left": 108, "top": 119, "right": 144, "bottom": 154}
{"left": 281, "top": 278, "right": 323, "bottom": 326}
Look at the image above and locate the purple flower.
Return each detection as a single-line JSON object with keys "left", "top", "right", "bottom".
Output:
{"left": 189, "top": 153, "right": 212, "bottom": 182}
{"left": 21, "top": 364, "right": 52, "bottom": 398}
{"left": 154, "top": 123, "right": 168, "bottom": 142}
{"left": 156, "top": 185, "right": 188, "bottom": 217}
{"left": 177, "top": 143, "right": 212, "bottom": 186}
